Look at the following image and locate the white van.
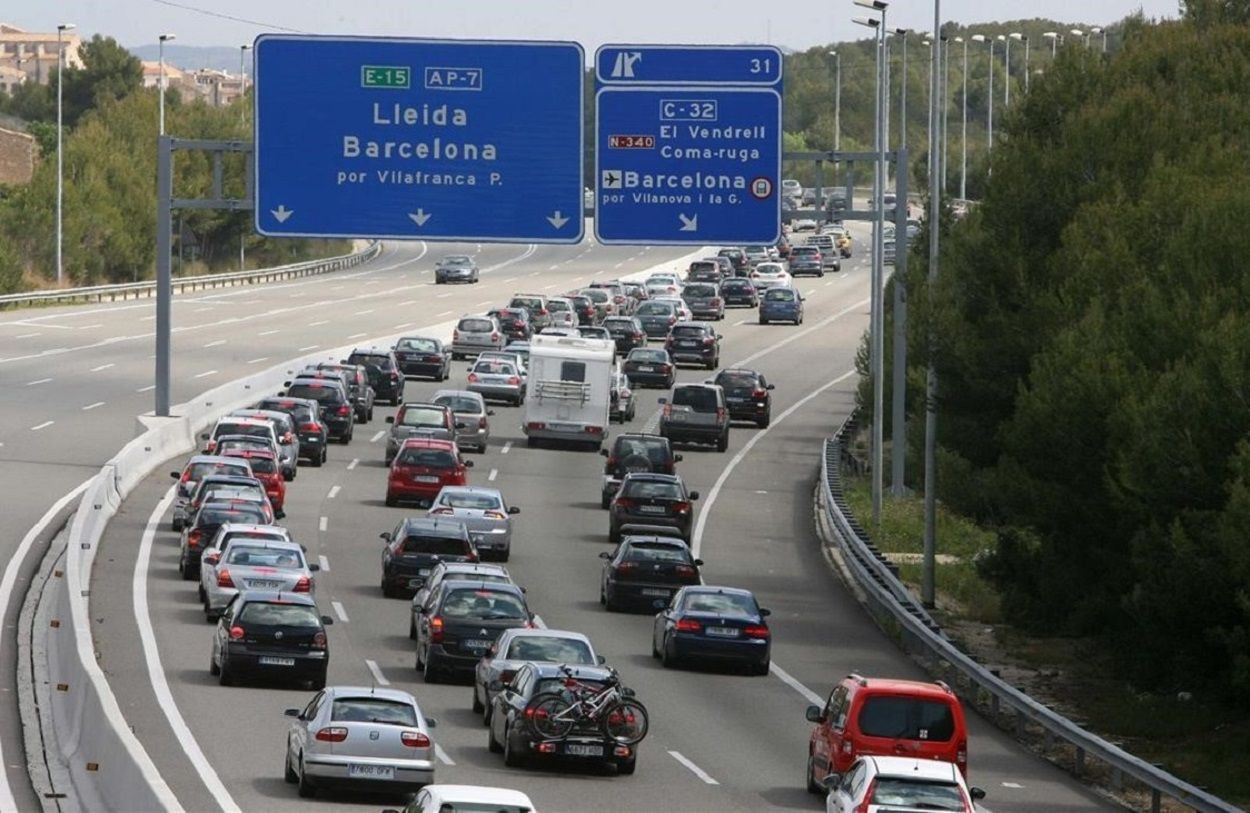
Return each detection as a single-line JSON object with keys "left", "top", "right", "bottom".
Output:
{"left": 522, "top": 334, "right": 615, "bottom": 450}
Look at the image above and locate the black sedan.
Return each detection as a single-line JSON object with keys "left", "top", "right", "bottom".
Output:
{"left": 651, "top": 585, "right": 771, "bottom": 675}
{"left": 621, "top": 348, "right": 674, "bottom": 389}
{"left": 600, "top": 531, "right": 702, "bottom": 611}
{"left": 487, "top": 307, "right": 533, "bottom": 342}
{"left": 608, "top": 473, "right": 698, "bottom": 544}
{"left": 719, "top": 278, "right": 759, "bottom": 308}
{"left": 209, "top": 591, "right": 333, "bottom": 688}
{"left": 393, "top": 336, "right": 451, "bottom": 380}
{"left": 710, "top": 368, "right": 774, "bottom": 427}
{"left": 604, "top": 316, "right": 646, "bottom": 355}
{"left": 414, "top": 580, "right": 532, "bottom": 682}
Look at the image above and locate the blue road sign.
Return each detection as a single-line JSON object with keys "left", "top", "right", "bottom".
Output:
{"left": 597, "top": 44, "right": 783, "bottom": 87}
{"left": 254, "top": 35, "right": 584, "bottom": 243}
{"left": 595, "top": 85, "right": 781, "bottom": 246}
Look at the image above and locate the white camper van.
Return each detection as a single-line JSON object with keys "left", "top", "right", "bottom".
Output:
{"left": 522, "top": 334, "right": 615, "bottom": 450}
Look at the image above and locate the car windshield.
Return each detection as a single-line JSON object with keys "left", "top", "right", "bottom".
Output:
{"left": 330, "top": 698, "right": 419, "bottom": 726}
{"left": 628, "top": 349, "right": 668, "bottom": 363}
{"left": 434, "top": 395, "right": 482, "bottom": 414}
{"left": 400, "top": 534, "right": 467, "bottom": 555}
{"left": 671, "top": 388, "right": 718, "bottom": 410}
{"left": 670, "top": 326, "right": 706, "bottom": 338}
{"left": 458, "top": 318, "right": 493, "bottom": 332}
{"left": 439, "top": 491, "right": 502, "bottom": 511}
{"left": 870, "top": 778, "right": 966, "bottom": 811}
{"left": 621, "top": 479, "right": 683, "bottom": 500}
{"left": 506, "top": 636, "right": 593, "bottom": 663}
{"left": 199, "top": 505, "right": 266, "bottom": 526}
{"left": 397, "top": 338, "right": 438, "bottom": 353}
{"left": 717, "top": 372, "right": 760, "bottom": 389}
{"left": 397, "top": 448, "right": 456, "bottom": 467}
{"left": 443, "top": 255, "right": 472, "bottom": 266}
{"left": 614, "top": 437, "right": 670, "bottom": 463}
{"left": 624, "top": 543, "right": 690, "bottom": 563}
{"left": 237, "top": 602, "right": 321, "bottom": 628}
{"left": 285, "top": 384, "right": 342, "bottom": 404}
{"left": 582, "top": 289, "right": 608, "bottom": 302}
{"left": 682, "top": 591, "right": 758, "bottom": 616}
{"left": 399, "top": 407, "right": 446, "bottom": 427}
{"left": 765, "top": 289, "right": 796, "bottom": 302}
{"left": 226, "top": 546, "right": 302, "bottom": 569}
{"left": 441, "top": 589, "right": 527, "bottom": 620}
{"left": 857, "top": 696, "right": 956, "bottom": 741}
{"left": 547, "top": 300, "right": 570, "bottom": 312}
{"left": 636, "top": 302, "right": 674, "bottom": 316}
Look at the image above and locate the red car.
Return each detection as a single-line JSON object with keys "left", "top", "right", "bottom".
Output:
{"left": 386, "top": 437, "right": 472, "bottom": 507}
{"left": 220, "top": 449, "right": 286, "bottom": 515}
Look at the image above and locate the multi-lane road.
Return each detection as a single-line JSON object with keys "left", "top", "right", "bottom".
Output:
{"left": 2, "top": 234, "right": 1115, "bottom": 811}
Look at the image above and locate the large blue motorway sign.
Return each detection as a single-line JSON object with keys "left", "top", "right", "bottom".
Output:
{"left": 254, "top": 35, "right": 584, "bottom": 243}
{"left": 594, "top": 45, "right": 782, "bottom": 246}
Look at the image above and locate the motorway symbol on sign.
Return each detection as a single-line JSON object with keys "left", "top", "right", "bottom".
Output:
{"left": 254, "top": 35, "right": 584, "bottom": 243}
{"left": 596, "top": 44, "right": 783, "bottom": 87}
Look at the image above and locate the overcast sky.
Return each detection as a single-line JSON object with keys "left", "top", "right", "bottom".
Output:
{"left": 19, "top": 1, "right": 1180, "bottom": 51}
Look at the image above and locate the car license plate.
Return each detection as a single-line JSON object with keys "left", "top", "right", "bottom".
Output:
{"left": 415, "top": 475, "right": 441, "bottom": 483}
{"left": 641, "top": 588, "right": 670, "bottom": 597}
{"left": 408, "top": 578, "right": 424, "bottom": 588}
{"left": 638, "top": 505, "right": 666, "bottom": 514}
{"left": 636, "top": 365, "right": 654, "bottom": 372}
{"left": 259, "top": 656, "right": 295, "bottom": 666}
{"left": 566, "top": 743, "right": 604, "bottom": 757}
{"left": 247, "top": 579, "right": 282, "bottom": 589}
{"left": 669, "top": 413, "right": 687, "bottom": 422}
{"left": 706, "top": 626, "right": 740, "bottom": 638}
{"left": 464, "top": 638, "right": 492, "bottom": 649}
{"left": 726, "top": 397, "right": 744, "bottom": 403}
{"left": 347, "top": 764, "right": 395, "bottom": 780}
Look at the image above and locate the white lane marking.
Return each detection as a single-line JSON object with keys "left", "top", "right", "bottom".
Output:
{"left": 475, "top": 300, "right": 491, "bottom": 307}
{"left": 247, "top": 356, "right": 269, "bottom": 364}
{"left": 614, "top": 262, "right": 624, "bottom": 269}
{"left": 393, "top": 322, "right": 414, "bottom": 330}
{"left": 90, "top": 363, "right": 115, "bottom": 372}
{"left": 548, "top": 264, "right": 559, "bottom": 271}
{"left": 319, "top": 516, "right": 328, "bottom": 532}
{"left": 136, "top": 384, "right": 156, "bottom": 393}
{"left": 436, "top": 292, "right": 452, "bottom": 298}
{"left": 501, "top": 441, "right": 512, "bottom": 454}
{"left": 299, "top": 344, "right": 319, "bottom": 351}
{"left": 347, "top": 458, "right": 359, "bottom": 470}
{"left": 30, "top": 421, "right": 53, "bottom": 431}
{"left": 488, "top": 468, "right": 498, "bottom": 481}
{"left": 503, "top": 277, "right": 517, "bottom": 283}
{"left": 328, "top": 285, "right": 344, "bottom": 292}
{"left": 542, "top": 283, "right": 556, "bottom": 290}
{"left": 76, "top": 323, "right": 103, "bottom": 329}
{"left": 527, "top": 271, "right": 539, "bottom": 277}
{"left": 370, "top": 430, "right": 386, "bottom": 443}
{"left": 1001, "top": 782, "right": 1024, "bottom": 789}
{"left": 531, "top": 614, "right": 547, "bottom": 629}
{"left": 397, "top": 299, "right": 417, "bottom": 306}
{"left": 769, "top": 662, "right": 824, "bottom": 705}
{"left": 365, "top": 659, "right": 391, "bottom": 686}
{"left": 203, "top": 339, "right": 226, "bottom": 348}
{"left": 347, "top": 332, "right": 367, "bottom": 339}
{"left": 25, "top": 377, "right": 52, "bottom": 386}
{"left": 436, "top": 310, "right": 452, "bottom": 317}
{"left": 327, "top": 485, "right": 341, "bottom": 500}
{"left": 734, "top": 319, "right": 749, "bottom": 326}
{"left": 15, "top": 331, "right": 40, "bottom": 338}
{"left": 135, "top": 486, "right": 241, "bottom": 811}
{"left": 81, "top": 401, "right": 105, "bottom": 411}
{"left": 434, "top": 744, "right": 455, "bottom": 765}
{"left": 193, "top": 369, "right": 218, "bottom": 379}
{"left": 824, "top": 280, "right": 834, "bottom": 287}
{"left": 193, "top": 306, "right": 214, "bottom": 312}
{"left": 332, "top": 601, "right": 349, "bottom": 622}
{"left": 354, "top": 308, "right": 375, "bottom": 315}
{"left": 258, "top": 329, "right": 280, "bottom": 336}
{"left": 733, "top": 296, "right": 869, "bottom": 369}
{"left": 318, "top": 555, "right": 330, "bottom": 572}
{"left": 308, "top": 320, "right": 329, "bottom": 327}
{"left": 691, "top": 368, "right": 857, "bottom": 559}
{"left": 668, "top": 751, "right": 719, "bottom": 785}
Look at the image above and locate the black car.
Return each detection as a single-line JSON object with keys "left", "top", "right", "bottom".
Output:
{"left": 621, "top": 348, "right": 674, "bottom": 389}
{"left": 393, "top": 336, "right": 451, "bottom": 381}
{"left": 380, "top": 517, "right": 477, "bottom": 597}
{"left": 599, "top": 433, "right": 681, "bottom": 508}
{"left": 567, "top": 294, "right": 598, "bottom": 326}
{"left": 608, "top": 473, "right": 698, "bottom": 544}
{"left": 346, "top": 348, "right": 405, "bottom": 405}
{"left": 487, "top": 307, "right": 533, "bottom": 342}
{"left": 603, "top": 316, "right": 646, "bottom": 354}
{"left": 180, "top": 500, "right": 269, "bottom": 579}
{"left": 488, "top": 662, "right": 639, "bottom": 774}
{"left": 312, "top": 363, "right": 376, "bottom": 423}
{"left": 283, "top": 377, "right": 354, "bottom": 443}
{"left": 254, "top": 396, "right": 328, "bottom": 467}
{"left": 414, "top": 580, "right": 532, "bottom": 681}
{"left": 651, "top": 586, "right": 771, "bottom": 675}
{"left": 711, "top": 369, "right": 774, "bottom": 427}
{"left": 209, "top": 591, "right": 333, "bottom": 688}
{"left": 718, "top": 248, "right": 747, "bottom": 274}
{"left": 634, "top": 300, "right": 678, "bottom": 339}
{"left": 600, "top": 532, "right": 703, "bottom": 611}
{"left": 664, "top": 322, "right": 721, "bottom": 369}
{"left": 719, "top": 278, "right": 759, "bottom": 308}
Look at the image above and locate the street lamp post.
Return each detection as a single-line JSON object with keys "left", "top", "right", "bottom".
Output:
{"left": 1011, "top": 33, "right": 1029, "bottom": 92}
{"left": 894, "top": 30, "right": 909, "bottom": 153}
{"left": 1091, "top": 26, "right": 1107, "bottom": 52}
{"left": 1071, "top": 28, "right": 1086, "bottom": 49}
{"left": 827, "top": 50, "right": 841, "bottom": 154}
{"left": 158, "top": 33, "right": 176, "bottom": 136}
{"left": 239, "top": 44, "right": 251, "bottom": 271}
{"left": 1043, "top": 31, "right": 1059, "bottom": 58}
{"left": 56, "top": 22, "right": 75, "bottom": 286}
{"left": 956, "top": 36, "right": 968, "bottom": 201}
{"left": 997, "top": 34, "right": 1011, "bottom": 108}
{"left": 941, "top": 34, "right": 950, "bottom": 194}
{"left": 972, "top": 34, "right": 993, "bottom": 153}
{"left": 922, "top": 0, "right": 943, "bottom": 610}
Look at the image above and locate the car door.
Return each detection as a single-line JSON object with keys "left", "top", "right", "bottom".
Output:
{"left": 417, "top": 584, "right": 446, "bottom": 660}
{"left": 213, "top": 598, "right": 238, "bottom": 665}
{"left": 815, "top": 685, "right": 851, "bottom": 774}
{"left": 290, "top": 690, "right": 325, "bottom": 763}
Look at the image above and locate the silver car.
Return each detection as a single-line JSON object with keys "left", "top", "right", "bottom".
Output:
{"left": 229, "top": 408, "right": 301, "bottom": 480}
{"left": 170, "top": 455, "right": 253, "bottom": 531}
{"left": 428, "top": 485, "right": 520, "bottom": 561}
{"left": 544, "top": 297, "right": 577, "bottom": 330}
{"left": 466, "top": 357, "right": 525, "bottom": 406}
{"left": 434, "top": 254, "right": 479, "bottom": 284}
{"left": 409, "top": 561, "right": 514, "bottom": 640}
{"left": 476, "top": 350, "right": 528, "bottom": 379}
{"left": 384, "top": 403, "right": 458, "bottom": 464}
{"left": 472, "top": 628, "right": 602, "bottom": 721}
{"left": 451, "top": 315, "right": 503, "bottom": 359}
{"left": 431, "top": 390, "right": 492, "bottom": 453}
{"left": 198, "top": 524, "right": 293, "bottom": 618}
{"left": 284, "top": 686, "right": 437, "bottom": 797}
{"left": 201, "top": 537, "right": 315, "bottom": 620}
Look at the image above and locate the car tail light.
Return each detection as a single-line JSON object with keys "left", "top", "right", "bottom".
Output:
{"left": 585, "top": 425, "right": 603, "bottom": 435}
{"left": 633, "top": 331, "right": 645, "bottom": 340}
{"left": 500, "top": 669, "right": 517, "bottom": 686}
{"left": 315, "top": 726, "right": 348, "bottom": 743}
{"left": 539, "top": 308, "right": 548, "bottom": 315}
{"left": 702, "top": 337, "right": 714, "bottom": 346}
{"left": 431, "top": 506, "right": 455, "bottom": 516}
{"left": 814, "top": 252, "right": 822, "bottom": 261}
{"left": 716, "top": 407, "right": 726, "bottom": 422}
{"left": 337, "top": 404, "right": 350, "bottom": 416}
{"left": 711, "top": 298, "right": 722, "bottom": 306}
{"left": 467, "top": 373, "right": 479, "bottom": 383}
{"left": 187, "top": 529, "right": 202, "bottom": 548}
{"left": 218, "top": 569, "right": 235, "bottom": 588}
{"left": 478, "top": 417, "right": 488, "bottom": 429}
{"left": 854, "top": 779, "right": 877, "bottom": 813}
{"left": 526, "top": 421, "right": 546, "bottom": 431}
{"left": 659, "top": 363, "right": 672, "bottom": 373}
{"left": 228, "top": 624, "right": 245, "bottom": 640}
{"left": 753, "top": 388, "right": 767, "bottom": 399}
{"left": 179, "top": 469, "right": 191, "bottom": 483}
{"left": 956, "top": 738, "right": 967, "bottom": 772}
{"left": 662, "top": 404, "right": 672, "bottom": 418}
{"left": 673, "top": 501, "right": 691, "bottom": 514}
{"left": 668, "top": 316, "right": 676, "bottom": 325}
{"left": 294, "top": 575, "right": 311, "bottom": 592}
{"left": 401, "top": 731, "right": 431, "bottom": 748}
{"left": 485, "top": 510, "right": 507, "bottom": 520}
{"left": 664, "top": 336, "right": 673, "bottom": 346}
{"left": 536, "top": 741, "right": 557, "bottom": 754}
{"left": 675, "top": 564, "right": 699, "bottom": 582}
{"left": 616, "top": 561, "right": 638, "bottom": 573}
{"left": 675, "top": 618, "right": 701, "bottom": 633}
{"left": 429, "top": 616, "right": 444, "bottom": 644}
{"left": 390, "top": 371, "right": 399, "bottom": 381}
{"left": 604, "top": 456, "right": 617, "bottom": 472}
{"left": 301, "top": 422, "right": 321, "bottom": 432}
{"left": 614, "top": 497, "right": 635, "bottom": 509}
{"left": 205, "top": 440, "right": 217, "bottom": 453}
{"left": 311, "top": 630, "right": 327, "bottom": 649}
{"left": 466, "top": 549, "right": 479, "bottom": 562}
{"left": 453, "top": 329, "right": 460, "bottom": 340}
{"left": 507, "top": 376, "right": 520, "bottom": 386}
{"left": 490, "top": 332, "right": 500, "bottom": 341}
{"left": 744, "top": 624, "right": 770, "bottom": 638}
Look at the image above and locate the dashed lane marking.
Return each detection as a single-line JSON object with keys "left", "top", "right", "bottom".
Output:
{"left": 365, "top": 660, "right": 391, "bottom": 686}
{"left": 332, "top": 601, "right": 349, "bottom": 622}
{"left": 668, "top": 751, "right": 719, "bottom": 785}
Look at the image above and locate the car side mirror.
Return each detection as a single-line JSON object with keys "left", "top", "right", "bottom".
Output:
{"left": 199, "top": 432, "right": 209, "bottom": 441}
{"left": 767, "top": 384, "right": 775, "bottom": 390}
{"left": 821, "top": 773, "right": 842, "bottom": 791}
{"left": 309, "top": 563, "right": 320, "bottom": 572}
{"left": 507, "top": 506, "right": 520, "bottom": 515}
{"left": 487, "top": 409, "right": 496, "bottom": 416}
{"left": 657, "top": 397, "right": 667, "bottom": 404}
{"left": 424, "top": 717, "right": 438, "bottom": 728}
{"left": 598, "top": 551, "right": 611, "bottom": 560}
{"left": 284, "top": 708, "right": 301, "bottom": 718}
{"left": 596, "top": 655, "right": 607, "bottom": 665}
{"left": 759, "top": 607, "right": 771, "bottom": 617}
{"left": 688, "top": 491, "right": 700, "bottom": 501}
{"left": 380, "top": 531, "right": 391, "bottom": 540}
{"left": 339, "top": 359, "right": 349, "bottom": 365}
{"left": 320, "top": 616, "right": 334, "bottom": 625}
{"left": 652, "top": 599, "right": 667, "bottom": 610}
{"left": 203, "top": 552, "right": 221, "bottom": 566}
{"left": 805, "top": 704, "right": 825, "bottom": 723}
{"left": 170, "top": 471, "right": 180, "bottom": 479}
{"left": 385, "top": 416, "right": 394, "bottom": 423}
{"left": 693, "top": 558, "right": 704, "bottom": 566}
{"left": 970, "top": 788, "right": 986, "bottom": 801}
{"left": 674, "top": 454, "right": 683, "bottom": 462}
{"left": 463, "top": 460, "right": 474, "bottom": 468}
{"left": 599, "top": 448, "right": 609, "bottom": 457}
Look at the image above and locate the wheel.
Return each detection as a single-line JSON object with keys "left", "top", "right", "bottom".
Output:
{"left": 435, "top": 276, "right": 444, "bottom": 285}
{"left": 817, "top": 270, "right": 825, "bottom": 277}
{"left": 414, "top": 641, "right": 424, "bottom": 670}
{"left": 602, "top": 699, "right": 649, "bottom": 745}
{"left": 171, "top": 518, "right": 183, "bottom": 532}
{"left": 197, "top": 584, "right": 206, "bottom": 603}
{"left": 617, "top": 756, "right": 637, "bottom": 775}
{"left": 488, "top": 724, "right": 503, "bottom": 754}
{"left": 209, "top": 649, "right": 220, "bottom": 676}
{"left": 385, "top": 493, "right": 397, "bottom": 507}
{"left": 310, "top": 669, "right": 327, "bottom": 690}
{"left": 716, "top": 431, "right": 729, "bottom": 453}
{"left": 759, "top": 317, "right": 768, "bottom": 325}
{"left": 661, "top": 638, "right": 676, "bottom": 668}
{"left": 297, "top": 755, "right": 316, "bottom": 798}
{"left": 604, "top": 588, "right": 620, "bottom": 613}
{"left": 752, "top": 658, "right": 771, "bottom": 676}
{"left": 498, "top": 548, "right": 510, "bottom": 563}
{"left": 525, "top": 693, "right": 575, "bottom": 740}
{"left": 381, "top": 579, "right": 395, "bottom": 598}
{"left": 651, "top": 633, "right": 660, "bottom": 659}
{"left": 472, "top": 687, "right": 484, "bottom": 714}
{"left": 367, "top": 407, "right": 374, "bottom": 422}
{"left": 526, "top": 437, "right": 538, "bottom": 448}
{"left": 806, "top": 753, "right": 824, "bottom": 794}
{"left": 422, "top": 651, "right": 440, "bottom": 683}
{"left": 408, "top": 616, "right": 417, "bottom": 640}
{"left": 217, "top": 655, "right": 233, "bottom": 686}
{"left": 706, "top": 357, "right": 717, "bottom": 370}
{"left": 503, "top": 725, "right": 526, "bottom": 767}
{"left": 601, "top": 492, "right": 611, "bottom": 509}
{"left": 757, "top": 412, "right": 771, "bottom": 429}
{"left": 318, "top": 448, "right": 327, "bottom": 465}
{"left": 284, "top": 746, "right": 298, "bottom": 784}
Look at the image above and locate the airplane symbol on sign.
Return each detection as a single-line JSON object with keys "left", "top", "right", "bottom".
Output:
{"left": 602, "top": 171, "right": 622, "bottom": 189}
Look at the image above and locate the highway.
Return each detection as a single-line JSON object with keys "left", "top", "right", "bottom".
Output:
{"left": 18, "top": 230, "right": 1121, "bottom": 811}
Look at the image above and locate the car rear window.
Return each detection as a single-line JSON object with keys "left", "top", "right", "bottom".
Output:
{"left": 199, "top": 505, "right": 266, "bottom": 526}
{"left": 396, "top": 448, "right": 456, "bottom": 467}
{"left": 681, "top": 591, "right": 757, "bottom": 616}
{"left": 401, "top": 534, "right": 468, "bottom": 555}
{"left": 399, "top": 407, "right": 447, "bottom": 427}
{"left": 349, "top": 353, "right": 395, "bottom": 371}
{"left": 241, "top": 456, "right": 277, "bottom": 474}
{"left": 628, "top": 349, "right": 668, "bottom": 363}
{"left": 286, "top": 384, "right": 343, "bottom": 404}
{"left": 689, "top": 261, "right": 718, "bottom": 273}
{"left": 670, "top": 325, "right": 707, "bottom": 338}
{"left": 857, "top": 696, "right": 956, "bottom": 742}
{"left": 506, "top": 636, "right": 593, "bottom": 663}
{"left": 537, "top": 678, "right": 605, "bottom": 697}
{"left": 717, "top": 372, "right": 760, "bottom": 389}
{"left": 582, "top": 289, "right": 609, "bottom": 303}
{"left": 237, "top": 602, "right": 321, "bottom": 628}
{"left": 439, "top": 491, "right": 501, "bottom": 510}
{"left": 472, "top": 359, "right": 515, "bottom": 375}
{"left": 441, "top": 589, "right": 527, "bottom": 620}
{"left": 683, "top": 284, "right": 717, "bottom": 297}
{"left": 793, "top": 246, "right": 818, "bottom": 256}
{"left": 605, "top": 318, "right": 635, "bottom": 329}
{"left": 621, "top": 479, "right": 683, "bottom": 500}
{"left": 330, "top": 698, "right": 418, "bottom": 726}
{"left": 636, "top": 302, "right": 674, "bottom": 316}
{"left": 547, "top": 299, "right": 571, "bottom": 312}
{"left": 765, "top": 288, "right": 796, "bottom": 301}
{"left": 434, "top": 395, "right": 482, "bottom": 413}
{"left": 188, "top": 461, "right": 250, "bottom": 481}
{"left": 396, "top": 337, "right": 439, "bottom": 353}
{"left": 560, "top": 361, "right": 586, "bottom": 383}
{"left": 226, "top": 546, "right": 303, "bottom": 569}
{"left": 869, "top": 778, "right": 965, "bottom": 810}
{"left": 624, "top": 543, "right": 690, "bottom": 563}
{"left": 671, "top": 387, "right": 718, "bottom": 410}
{"left": 614, "top": 437, "right": 670, "bottom": 463}
{"left": 458, "top": 318, "right": 494, "bottom": 332}
{"left": 721, "top": 279, "right": 750, "bottom": 290}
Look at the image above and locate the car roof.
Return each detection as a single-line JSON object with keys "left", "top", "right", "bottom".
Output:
{"left": 432, "top": 389, "right": 484, "bottom": 402}
{"left": 621, "top": 473, "right": 681, "bottom": 484}
{"left": 234, "top": 589, "right": 318, "bottom": 606}
{"left": 424, "top": 786, "right": 534, "bottom": 805}
{"left": 398, "top": 437, "right": 457, "bottom": 451}
{"left": 321, "top": 685, "right": 420, "bottom": 706}
{"left": 845, "top": 676, "right": 957, "bottom": 698}
{"left": 400, "top": 516, "right": 470, "bottom": 535}
{"left": 222, "top": 449, "right": 276, "bottom": 459}
{"left": 499, "top": 628, "right": 591, "bottom": 644}
{"left": 216, "top": 523, "right": 289, "bottom": 536}
{"left": 615, "top": 432, "right": 668, "bottom": 443}
{"left": 673, "top": 382, "right": 721, "bottom": 391}
{"left": 433, "top": 561, "right": 510, "bottom": 576}
{"left": 186, "top": 454, "right": 248, "bottom": 466}
{"left": 862, "top": 756, "right": 961, "bottom": 782}
{"left": 680, "top": 585, "right": 755, "bottom": 599}
{"left": 437, "top": 579, "right": 526, "bottom": 596}
{"left": 511, "top": 293, "right": 546, "bottom": 299}
{"left": 716, "top": 368, "right": 761, "bottom": 376}
{"left": 672, "top": 321, "right": 713, "bottom": 330}
{"left": 225, "top": 537, "right": 303, "bottom": 553}
{"left": 619, "top": 524, "right": 687, "bottom": 540}
{"left": 198, "top": 474, "right": 260, "bottom": 486}
{"left": 215, "top": 416, "right": 270, "bottom": 427}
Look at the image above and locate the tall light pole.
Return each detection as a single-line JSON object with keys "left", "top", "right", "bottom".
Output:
{"left": 1091, "top": 26, "right": 1107, "bottom": 52}
{"left": 1071, "top": 28, "right": 1086, "bottom": 49}
{"left": 922, "top": 0, "right": 944, "bottom": 610}
{"left": 827, "top": 50, "right": 841, "bottom": 154}
{"left": 56, "top": 22, "right": 75, "bottom": 286}
{"left": 997, "top": 34, "right": 1011, "bottom": 108}
{"left": 854, "top": 0, "right": 888, "bottom": 528}
{"left": 972, "top": 34, "right": 993, "bottom": 154}
{"left": 956, "top": 35, "right": 968, "bottom": 201}
{"left": 941, "top": 34, "right": 950, "bottom": 195}
{"left": 1011, "top": 33, "right": 1029, "bottom": 93}
{"left": 894, "top": 29, "right": 909, "bottom": 154}
{"left": 1043, "top": 31, "right": 1059, "bottom": 58}
{"left": 158, "top": 33, "right": 176, "bottom": 136}
{"left": 239, "top": 43, "right": 251, "bottom": 271}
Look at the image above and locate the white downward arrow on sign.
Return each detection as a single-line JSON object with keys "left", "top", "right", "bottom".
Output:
{"left": 409, "top": 209, "right": 431, "bottom": 227}
{"left": 271, "top": 205, "right": 294, "bottom": 223}
{"left": 678, "top": 213, "right": 698, "bottom": 232}
{"left": 547, "top": 211, "right": 569, "bottom": 229}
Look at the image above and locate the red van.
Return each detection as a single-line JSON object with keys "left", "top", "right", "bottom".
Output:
{"left": 805, "top": 674, "right": 969, "bottom": 793}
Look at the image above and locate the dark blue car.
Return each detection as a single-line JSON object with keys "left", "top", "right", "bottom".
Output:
{"left": 758, "top": 286, "right": 804, "bottom": 325}
{"left": 651, "top": 585, "right": 771, "bottom": 674}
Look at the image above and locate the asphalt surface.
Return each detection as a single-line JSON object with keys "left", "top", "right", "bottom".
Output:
{"left": 78, "top": 232, "right": 1117, "bottom": 812}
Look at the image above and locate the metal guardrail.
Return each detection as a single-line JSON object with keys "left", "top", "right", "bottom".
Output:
{"left": 0, "top": 241, "right": 382, "bottom": 309}
{"left": 819, "top": 412, "right": 1242, "bottom": 813}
